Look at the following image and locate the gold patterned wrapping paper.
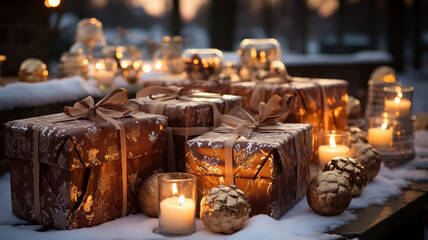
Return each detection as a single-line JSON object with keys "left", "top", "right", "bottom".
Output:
{"left": 136, "top": 93, "right": 243, "bottom": 171}
{"left": 185, "top": 124, "right": 312, "bottom": 219}
{"left": 4, "top": 112, "right": 167, "bottom": 229}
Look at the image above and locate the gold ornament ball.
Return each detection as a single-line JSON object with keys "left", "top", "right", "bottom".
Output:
{"left": 307, "top": 171, "right": 352, "bottom": 216}
{"left": 138, "top": 173, "right": 163, "bottom": 218}
{"left": 18, "top": 58, "right": 48, "bottom": 82}
{"left": 200, "top": 185, "right": 251, "bottom": 234}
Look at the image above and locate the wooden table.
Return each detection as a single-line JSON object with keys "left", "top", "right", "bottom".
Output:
{"left": 331, "top": 181, "right": 428, "bottom": 239}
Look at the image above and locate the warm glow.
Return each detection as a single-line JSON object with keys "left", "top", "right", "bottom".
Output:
{"left": 394, "top": 97, "right": 401, "bottom": 104}
{"left": 45, "top": 0, "right": 60, "bottom": 8}
{"left": 116, "top": 52, "right": 123, "bottom": 59}
{"left": 383, "top": 112, "right": 388, "bottom": 118}
{"left": 383, "top": 73, "right": 396, "bottom": 83}
{"left": 180, "top": 0, "right": 209, "bottom": 22}
{"left": 82, "top": 59, "right": 89, "bottom": 65}
{"left": 193, "top": 59, "right": 199, "bottom": 64}
{"left": 154, "top": 61, "right": 162, "bottom": 70}
{"left": 172, "top": 183, "right": 178, "bottom": 195}
{"left": 121, "top": 61, "right": 129, "bottom": 69}
{"left": 133, "top": 61, "right": 141, "bottom": 69}
{"left": 143, "top": 64, "right": 151, "bottom": 73}
{"left": 381, "top": 122, "right": 388, "bottom": 130}
{"left": 397, "top": 92, "right": 403, "bottom": 98}
{"left": 178, "top": 195, "right": 184, "bottom": 206}
{"left": 95, "top": 62, "right": 104, "bottom": 70}
{"left": 250, "top": 48, "right": 257, "bottom": 59}
{"left": 329, "top": 136, "right": 336, "bottom": 148}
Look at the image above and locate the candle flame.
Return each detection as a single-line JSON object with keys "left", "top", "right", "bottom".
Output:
{"left": 394, "top": 97, "right": 401, "bottom": 104}
{"left": 381, "top": 122, "right": 388, "bottom": 130}
{"left": 172, "top": 183, "right": 178, "bottom": 195}
{"left": 95, "top": 62, "right": 104, "bottom": 70}
{"left": 133, "top": 61, "right": 141, "bottom": 69}
{"left": 154, "top": 61, "right": 162, "bottom": 70}
{"left": 382, "top": 73, "right": 396, "bottom": 83}
{"left": 178, "top": 195, "right": 184, "bottom": 206}
{"left": 329, "top": 136, "right": 336, "bottom": 148}
{"left": 143, "top": 64, "right": 151, "bottom": 73}
{"left": 121, "top": 61, "right": 129, "bottom": 69}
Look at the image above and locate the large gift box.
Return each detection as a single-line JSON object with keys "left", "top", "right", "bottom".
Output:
{"left": 4, "top": 89, "right": 167, "bottom": 229}
{"left": 185, "top": 95, "right": 313, "bottom": 219}
{"left": 136, "top": 85, "right": 243, "bottom": 172}
{"left": 141, "top": 72, "right": 220, "bottom": 93}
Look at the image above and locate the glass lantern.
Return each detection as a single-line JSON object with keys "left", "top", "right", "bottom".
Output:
{"left": 238, "top": 38, "right": 281, "bottom": 72}
{"left": 182, "top": 48, "right": 223, "bottom": 80}
{"left": 317, "top": 130, "right": 351, "bottom": 169}
{"left": 92, "top": 58, "right": 117, "bottom": 92}
{"left": 153, "top": 36, "right": 184, "bottom": 74}
{"left": 383, "top": 85, "right": 413, "bottom": 119}
{"left": 157, "top": 173, "right": 196, "bottom": 236}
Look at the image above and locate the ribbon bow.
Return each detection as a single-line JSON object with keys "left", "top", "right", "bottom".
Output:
{"left": 64, "top": 88, "right": 140, "bottom": 129}
{"left": 214, "top": 94, "right": 295, "bottom": 185}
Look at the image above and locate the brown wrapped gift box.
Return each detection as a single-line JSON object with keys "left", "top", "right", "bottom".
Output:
{"left": 227, "top": 78, "right": 348, "bottom": 131}
{"left": 185, "top": 124, "right": 312, "bottom": 219}
{"left": 4, "top": 112, "right": 167, "bottom": 229}
{"left": 137, "top": 93, "right": 243, "bottom": 171}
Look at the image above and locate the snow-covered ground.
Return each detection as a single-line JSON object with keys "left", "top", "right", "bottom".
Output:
{"left": 0, "top": 132, "right": 427, "bottom": 240}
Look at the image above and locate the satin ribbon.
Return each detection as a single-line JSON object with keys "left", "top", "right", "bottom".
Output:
{"left": 136, "top": 83, "right": 225, "bottom": 171}
{"left": 247, "top": 66, "right": 329, "bottom": 131}
{"left": 32, "top": 88, "right": 139, "bottom": 224}
{"left": 214, "top": 94, "right": 297, "bottom": 185}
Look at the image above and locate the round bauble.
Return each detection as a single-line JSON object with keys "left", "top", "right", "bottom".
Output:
{"left": 18, "top": 58, "right": 48, "bottom": 82}
{"left": 200, "top": 185, "right": 251, "bottom": 234}
{"left": 350, "top": 143, "right": 381, "bottom": 181}
{"left": 324, "top": 156, "right": 369, "bottom": 197}
{"left": 138, "top": 172, "right": 163, "bottom": 218}
{"left": 307, "top": 171, "right": 352, "bottom": 216}
{"left": 349, "top": 127, "right": 368, "bottom": 144}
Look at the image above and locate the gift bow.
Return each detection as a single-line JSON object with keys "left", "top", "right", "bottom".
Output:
{"left": 214, "top": 94, "right": 296, "bottom": 185}
{"left": 63, "top": 88, "right": 140, "bottom": 129}
{"left": 33, "top": 88, "right": 138, "bottom": 224}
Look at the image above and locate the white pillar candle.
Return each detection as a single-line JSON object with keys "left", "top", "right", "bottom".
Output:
{"left": 318, "top": 136, "right": 350, "bottom": 168}
{"left": 368, "top": 122, "right": 393, "bottom": 150}
{"left": 160, "top": 195, "right": 195, "bottom": 233}
{"left": 385, "top": 97, "right": 411, "bottom": 118}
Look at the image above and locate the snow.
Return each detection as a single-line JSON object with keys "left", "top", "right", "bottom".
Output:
{"left": 0, "top": 133, "right": 427, "bottom": 240}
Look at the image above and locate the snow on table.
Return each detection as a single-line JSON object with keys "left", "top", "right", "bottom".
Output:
{"left": 0, "top": 131, "right": 428, "bottom": 240}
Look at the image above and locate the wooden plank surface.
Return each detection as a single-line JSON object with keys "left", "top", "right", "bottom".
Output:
{"left": 330, "top": 182, "right": 428, "bottom": 239}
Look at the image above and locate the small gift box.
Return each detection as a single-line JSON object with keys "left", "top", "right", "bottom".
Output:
{"left": 185, "top": 95, "right": 313, "bottom": 219}
{"left": 136, "top": 83, "right": 243, "bottom": 172}
{"left": 4, "top": 89, "right": 168, "bottom": 229}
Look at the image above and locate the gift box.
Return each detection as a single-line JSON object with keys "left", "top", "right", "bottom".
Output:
{"left": 185, "top": 95, "right": 313, "bottom": 219}
{"left": 136, "top": 86, "right": 243, "bottom": 172}
{"left": 4, "top": 90, "right": 168, "bottom": 229}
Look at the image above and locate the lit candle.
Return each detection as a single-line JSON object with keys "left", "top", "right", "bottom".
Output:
{"left": 368, "top": 122, "right": 393, "bottom": 150}
{"left": 159, "top": 183, "right": 195, "bottom": 233}
{"left": 318, "top": 136, "right": 350, "bottom": 168}
{"left": 94, "top": 62, "right": 115, "bottom": 84}
{"left": 385, "top": 95, "right": 411, "bottom": 118}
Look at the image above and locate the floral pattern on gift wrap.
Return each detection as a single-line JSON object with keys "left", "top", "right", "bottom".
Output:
{"left": 97, "top": 172, "right": 116, "bottom": 195}
{"left": 105, "top": 145, "right": 119, "bottom": 162}
{"left": 87, "top": 149, "right": 101, "bottom": 165}
{"left": 70, "top": 185, "right": 82, "bottom": 203}
{"left": 126, "top": 125, "right": 140, "bottom": 143}
{"left": 85, "top": 126, "right": 101, "bottom": 145}
{"left": 148, "top": 131, "right": 158, "bottom": 142}
{"left": 234, "top": 148, "right": 257, "bottom": 170}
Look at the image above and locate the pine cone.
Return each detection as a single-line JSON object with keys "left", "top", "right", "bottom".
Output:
{"left": 324, "top": 156, "right": 368, "bottom": 197}
{"left": 138, "top": 173, "right": 163, "bottom": 217}
{"left": 350, "top": 143, "right": 381, "bottom": 181}
{"left": 200, "top": 185, "right": 251, "bottom": 234}
{"left": 349, "top": 127, "right": 368, "bottom": 144}
{"left": 307, "top": 171, "right": 352, "bottom": 216}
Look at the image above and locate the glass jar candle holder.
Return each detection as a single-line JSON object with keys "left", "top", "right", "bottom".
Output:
{"left": 384, "top": 85, "right": 413, "bottom": 119}
{"left": 153, "top": 36, "right": 184, "bottom": 74}
{"left": 365, "top": 80, "right": 401, "bottom": 119}
{"left": 368, "top": 116, "right": 415, "bottom": 167}
{"left": 238, "top": 38, "right": 281, "bottom": 72}
{"left": 119, "top": 58, "right": 142, "bottom": 84}
{"left": 182, "top": 48, "right": 223, "bottom": 80}
{"left": 317, "top": 130, "right": 351, "bottom": 169}
{"left": 157, "top": 173, "right": 196, "bottom": 236}
{"left": 92, "top": 58, "right": 117, "bottom": 92}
